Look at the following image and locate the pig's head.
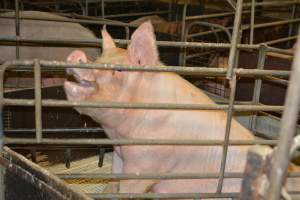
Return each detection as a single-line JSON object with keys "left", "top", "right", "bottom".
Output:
{"left": 64, "top": 21, "right": 160, "bottom": 118}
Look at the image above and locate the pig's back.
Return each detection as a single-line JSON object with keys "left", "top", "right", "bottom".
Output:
{"left": 0, "top": 11, "right": 99, "bottom": 63}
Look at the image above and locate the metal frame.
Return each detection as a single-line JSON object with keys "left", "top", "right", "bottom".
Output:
{"left": 1, "top": 0, "right": 300, "bottom": 199}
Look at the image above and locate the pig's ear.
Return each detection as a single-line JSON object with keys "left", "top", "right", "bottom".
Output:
{"left": 67, "top": 50, "right": 87, "bottom": 63}
{"left": 101, "top": 25, "right": 116, "bottom": 51}
{"left": 128, "top": 21, "right": 159, "bottom": 66}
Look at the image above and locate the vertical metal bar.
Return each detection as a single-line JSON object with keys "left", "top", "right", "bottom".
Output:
{"left": 168, "top": 1, "right": 172, "bottom": 21}
{"left": 250, "top": 0, "right": 255, "bottom": 45}
{"left": 98, "top": 148, "right": 105, "bottom": 167}
{"left": 101, "top": 0, "right": 105, "bottom": 18}
{"left": 250, "top": 45, "right": 267, "bottom": 132}
{"left": 226, "top": 0, "right": 243, "bottom": 79}
{"left": 14, "top": 0, "right": 20, "bottom": 59}
{"left": 30, "top": 148, "right": 37, "bottom": 163}
{"left": 65, "top": 148, "right": 71, "bottom": 168}
{"left": 85, "top": 0, "right": 89, "bottom": 16}
{"left": 125, "top": 26, "right": 130, "bottom": 40}
{"left": 288, "top": 3, "right": 297, "bottom": 47}
{"left": 217, "top": 30, "right": 242, "bottom": 192}
{"left": 216, "top": 74, "right": 238, "bottom": 193}
{"left": 179, "top": 3, "right": 187, "bottom": 66}
{"left": 0, "top": 63, "right": 7, "bottom": 200}
{"left": 34, "top": 59, "right": 42, "bottom": 143}
{"left": 267, "top": 34, "right": 300, "bottom": 200}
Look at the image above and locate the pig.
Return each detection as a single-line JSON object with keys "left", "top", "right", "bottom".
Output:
{"left": 64, "top": 22, "right": 299, "bottom": 197}
{"left": 0, "top": 11, "right": 99, "bottom": 90}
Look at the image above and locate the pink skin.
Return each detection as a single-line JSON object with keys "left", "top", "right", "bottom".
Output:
{"left": 64, "top": 22, "right": 298, "bottom": 197}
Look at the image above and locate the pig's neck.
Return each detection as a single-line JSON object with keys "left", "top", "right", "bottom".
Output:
{"left": 88, "top": 72, "right": 146, "bottom": 138}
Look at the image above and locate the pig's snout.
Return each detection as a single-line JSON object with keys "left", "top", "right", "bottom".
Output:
{"left": 66, "top": 68, "right": 95, "bottom": 83}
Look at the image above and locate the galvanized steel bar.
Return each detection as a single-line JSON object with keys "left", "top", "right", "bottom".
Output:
{"left": 267, "top": 35, "right": 300, "bottom": 199}
{"left": 0, "top": 63, "right": 7, "bottom": 200}
{"left": 56, "top": 171, "right": 300, "bottom": 180}
{"left": 57, "top": 172, "right": 243, "bottom": 180}
{"left": 227, "top": 0, "right": 243, "bottom": 79}
{"left": 1, "top": 98, "right": 292, "bottom": 112}
{"left": 179, "top": 3, "right": 187, "bottom": 66}
{"left": 14, "top": 0, "right": 20, "bottom": 59}
{"left": 264, "top": 35, "right": 298, "bottom": 46}
{"left": 34, "top": 59, "right": 42, "bottom": 143}
{"left": 251, "top": 45, "right": 267, "bottom": 132}
{"left": 186, "top": 21, "right": 232, "bottom": 41}
{"left": 3, "top": 137, "right": 278, "bottom": 146}
{"left": 250, "top": 0, "right": 255, "bottom": 45}
{"left": 262, "top": 76, "right": 289, "bottom": 86}
{"left": 243, "top": 0, "right": 297, "bottom": 8}
{"left": 0, "top": 36, "right": 264, "bottom": 49}
{"left": 104, "top": 10, "right": 172, "bottom": 18}
{"left": 217, "top": 75, "right": 238, "bottom": 193}
{"left": 88, "top": 192, "right": 240, "bottom": 199}
{"left": 288, "top": 3, "right": 298, "bottom": 47}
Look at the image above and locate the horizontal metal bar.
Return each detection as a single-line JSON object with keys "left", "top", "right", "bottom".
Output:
{"left": 104, "top": 10, "right": 171, "bottom": 18}
{"left": 262, "top": 76, "right": 289, "bottom": 86}
{"left": 2, "top": 99, "right": 289, "bottom": 112}
{"left": 56, "top": 172, "right": 300, "bottom": 180}
{"left": 0, "top": 15, "right": 135, "bottom": 27}
{"left": 86, "top": 192, "right": 238, "bottom": 199}
{"left": 3, "top": 60, "right": 291, "bottom": 77}
{"left": 243, "top": 0, "right": 298, "bottom": 8}
{"left": 265, "top": 35, "right": 298, "bottom": 45}
{"left": 4, "top": 128, "right": 104, "bottom": 133}
{"left": 0, "top": 36, "right": 262, "bottom": 49}
{"left": 3, "top": 138, "right": 278, "bottom": 145}
{"left": 57, "top": 172, "right": 242, "bottom": 180}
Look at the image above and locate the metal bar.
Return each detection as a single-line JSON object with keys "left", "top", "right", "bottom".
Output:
{"left": 288, "top": 3, "right": 298, "bottom": 47}
{"left": 217, "top": 33, "right": 242, "bottom": 192}
{"left": 227, "top": 0, "right": 243, "bottom": 79}
{"left": 188, "top": 18, "right": 300, "bottom": 41}
{"left": 0, "top": 36, "right": 265, "bottom": 49}
{"left": 243, "top": 0, "right": 297, "bottom": 8}
{"left": 264, "top": 35, "right": 298, "bottom": 46}
{"left": 4, "top": 127, "right": 104, "bottom": 133}
{"left": 218, "top": 76, "right": 237, "bottom": 192}
{"left": 3, "top": 138, "right": 279, "bottom": 146}
{"left": 0, "top": 146, "right": 92, "bottom": 200}
{"left": 179, "top": 3, "right": 187, "bottom": 66}
{"left": 262, "top": 76, "right": 289, "bottom": 86}
{"left": 34, "top": 59, "right": 42, "bottom": 143}
{"left": 267, "top": 34, "right": 300, "bottom": 200}
{"left": 56, "top": 172, "right": 300, "bottom": 180}
{"left": 2, "top": 98, "right": 294, "bottom": 112}
{"left": 186, "top": 21, "right": 232, "bottom": 41}
{"left": 101, "top": 0, "right": 104, "bottom": 18}
{"left": 87, "top": 192, "right": 239, "bottom": 199}
{"left": 14, "top": 0, "right": 20, "bottom": 59}
{"left": 226, "top": 0, "right": 236, "bottom": 10}
{"left": 0, "top": 14, "right": 136, "bottom": 28}
{"left": 5, "top": 60, "right": 291, "bottom": 77}
{"left": 250, "top": 0, "right": 255, "bottom": 44}
{"left": 0, "top": 63, "right": 7, "bottom": 200}
{"left": 104, "top": 10, "right": 172, "bottom": 18}
{"left": 250, "top": 45, "right": 267, "bottom": 132}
